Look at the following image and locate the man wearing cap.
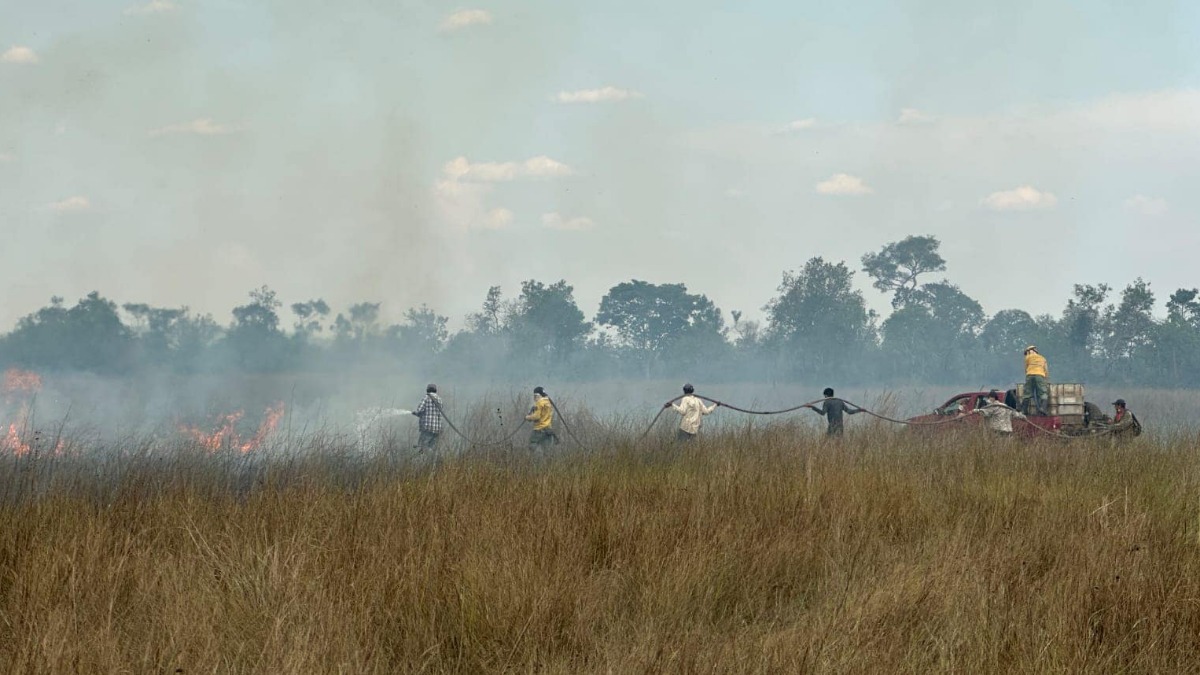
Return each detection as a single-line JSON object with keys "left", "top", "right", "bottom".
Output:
{"left": 412, "top": 384, "right": 444, "bottom": 452}
{"left": 971, "top": 390, "right": 1026, "bottom": 436}
{"left": 525, "top": 386, "right": 559, "bottom": 450}
{"left": 664, "top": 383, "right": 718, "bottom": 441}
{"left": 1107, "top": 399, "right": 1141, "bottom": 438}
{"left": 1022, "top": 345, "right": 1050, "bottom": 416}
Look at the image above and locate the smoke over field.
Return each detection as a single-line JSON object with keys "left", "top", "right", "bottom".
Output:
{"left": 2, "top": 364, "right": 1197, "bottom": 457}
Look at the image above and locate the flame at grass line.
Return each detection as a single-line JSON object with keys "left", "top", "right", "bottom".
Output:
{"left": 3, "top": 369, "right": 42, "bottom": 398}
{"left": 1, "top": 368, "right": 44, "bottom": 456}
{"left": 180, "top": 402, "right": 286, "bottom": 453}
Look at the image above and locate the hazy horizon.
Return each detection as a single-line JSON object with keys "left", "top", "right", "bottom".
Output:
{"left": 3, "top": 1, "right": 1199, "bottom": 330}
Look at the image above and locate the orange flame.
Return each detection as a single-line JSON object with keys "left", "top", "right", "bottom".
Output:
{"left": 240, "top": 402, "right": 285, "bottom": 453}
{"left": 1, "top": 368, "right": 42, "bottom": 456}
{"left": 3, "top": 369, "right": 42, "bottom": 397}
{"left": 3, "top": 424, "right": 32, "bottom": 457}
{"left": 180, "top": 402, "right": 285, "bottom": 454}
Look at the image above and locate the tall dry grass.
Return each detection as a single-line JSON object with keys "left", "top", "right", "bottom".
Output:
{"left": 2, "top": 427, "right": 1200, "bottom": 673}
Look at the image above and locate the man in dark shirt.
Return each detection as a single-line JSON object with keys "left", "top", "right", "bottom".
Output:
{"left": 810, "top": 387, "right": 861, "bottom": 436}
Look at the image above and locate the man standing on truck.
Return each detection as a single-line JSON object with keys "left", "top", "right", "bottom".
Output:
{"left": 809, "top": 388, "right": 861, "bottom": 437}
{"left": 971, "top": 391, "right": 1026, "bottom": 436}
{"left": 1022, "top": 345, "right": 1050, "bottom": 416}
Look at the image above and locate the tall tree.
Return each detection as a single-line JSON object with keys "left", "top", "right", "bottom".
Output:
{"left": 595, "top": 280, "right": 725, "bottom": 374}
{"left": 2, "top": 293, "right": 133, "bottom": 372}
{"left": 333, "top": 302, "right": 382, "bottom": 347}
{"left": 506, "top": 280, "right": 592, "bottom": 366}
{"left": 291, "top": 299, "right": 331, "bottom": 338}
{"left": 764, "top": 257, "right": 875, "bottom": 378}
{"left": 389, "top": 304, "right": 450, "bottom": 356}
{"left": 466, "top": 286, "right": 508, "bottom": 335}
{"left": 861, "top": 235, "right": 947, "bottom": 308}
{"left": 1100, "top": 278, "right": 1156, "bottom": 378}
{"left": 123, "top": 303, "right": 188, "bottom": 366}
{"left": 226, "top": 286, "right": 290, "bottom": 371}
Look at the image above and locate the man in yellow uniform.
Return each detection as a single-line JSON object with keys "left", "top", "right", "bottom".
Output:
{"left": 1022, "top": 345, "right": 1050, "bottom": 416}
{"left": 525, "top": 386, "right": 559, "bottom": 450}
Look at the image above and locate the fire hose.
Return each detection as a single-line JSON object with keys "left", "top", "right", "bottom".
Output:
{"left": 428, "top": 394, "right": 1119, "bottom": 449}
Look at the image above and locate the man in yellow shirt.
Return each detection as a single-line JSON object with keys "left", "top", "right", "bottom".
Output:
{"left": 1022, "top": 345, "right": 1050, "bottom": 416}
{"left": 525, "top": 386, "right": 559, "bottom": 450}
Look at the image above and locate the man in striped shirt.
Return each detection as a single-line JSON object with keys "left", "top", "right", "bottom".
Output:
{"left": 412, "top": 384, "right": 444, "bottom": 451}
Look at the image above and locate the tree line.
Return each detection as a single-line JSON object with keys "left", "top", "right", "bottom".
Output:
{"left": 3, "top": 235, "right": 1198, "bottom": 387}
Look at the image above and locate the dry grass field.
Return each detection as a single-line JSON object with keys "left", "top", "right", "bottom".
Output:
{"left": 2, "top": 421, "right": 1200, "bottom": 674}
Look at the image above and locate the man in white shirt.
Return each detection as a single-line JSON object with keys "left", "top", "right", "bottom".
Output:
{"left": 972, "top": 391, "right": 1026, "bottom": 436}
{"left": 664, "top": 383, "right": 719, "bottom": 441}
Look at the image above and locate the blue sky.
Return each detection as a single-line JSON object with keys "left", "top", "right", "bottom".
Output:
{"left": 1, "top": 0, "right": 1198, "bottom": 331}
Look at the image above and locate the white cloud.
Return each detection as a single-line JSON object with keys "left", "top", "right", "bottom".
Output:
{"left": 981, "top": 185, "right": 1057, "bottom": 211}
{"left": 815, "top": 173, "right": 873, "bottom": 196}
{"left": 482, "top": 207, "right": 514, "bottom": 229}
{"left": 440, "top": 9, "right": 492, "bottom": 32}
{"left": 443, "top": 155, "right": 573, "bottom": 182}
{"left": 541, "top": 212, "right": 594, "bottom": 231}
{"left": 124, "top": 0, "right": 176, "bottom": 15}
{"left": 1, "top": 47, "right": 39, "bottom": 65}
{"left": 47, "top": 196, "right": 91, "bottom": 213}
{"left": 897, "top": 108, "right": 934, "bottom": 125}
{"left": 552, "top": 87, "right": 643, "bottom": 104}
{"left": 521, "top": 155, "right": 573, "bottom": 178}
{"left": 1124, "top": 194, "right": 1168, "bottom": 216}
{"left": 775, "top": 118, "right": 817, "bottom": 135}
{"left": 148, "top": 118, "right": 238, "bottom": 137}
{"left": 436, "top": 155, "right": 574, "bottom": 231}
{"left": 434, "top": 177, "right": 488, "bottom": 230}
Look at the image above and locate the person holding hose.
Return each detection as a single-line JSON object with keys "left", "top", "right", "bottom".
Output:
{"left": 1022, "top": 345, "right": 1050, "bottom": 416}
{"left": 411, "top": 383, "right": 444, "bottom": 452}
{"left": 525, "top": 386, "right": 559, "bottom": 450}
{"left": 809, "top": 387, "right": 861, "bottom": 437}
{"left": 664, "top": 383, "right": 718, "bottom": 441}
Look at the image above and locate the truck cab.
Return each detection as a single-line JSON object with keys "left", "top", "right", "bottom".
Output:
{"left": 906, "top": 389, "right": 1070, "bottom": 438}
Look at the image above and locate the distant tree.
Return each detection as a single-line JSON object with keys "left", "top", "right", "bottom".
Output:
{"left": 879, "top": 282, "right": 984, "bottom": 383}
{"left": 861, "top": 235, "right": 946, "bottom": 308}
{"left": 291, "top": 299, "right": 331, "bottom": 338}
{"left": 1100, "top": 278, "right": 1156, "bottom": 379}
{"left": 879, "top": 306, "right": 939, "bottom": 380}
{"left": 1166, "top": 289, "right": 1200, "bottom": 328}
{"left": 123, "top": 303, "right": 188, "bottom": 366}
{"left": 1158, "top": 289, "right": 1200, "bottom": 384}
{"left": 466, "top": 286, "right": 509, "bottom": 335}
{"left": 764, "top": 257, "right": 875, "bottom": 378}
{"left": 595, "top": 280, "right": 725, "bottom": 375}
{"left": 226, "top": 286, "right": 290, "bottom": 371}
{"left": 2, "top": 293, "right": 133, "bottom": 372}
{"left": 911, "top": 282, "right": 985, "bottom": 338}
{"left": 980, "top": 309, "right": 1039, "bottom": 357}
{"left": 731, "top": 310, "right": 762, "bottom": 350}
{"left": 389, "top": 304, "right": 450, "bottom": 356}
{"left": 173, "top": 312, "right": 223, "bottom": 371}
{"left": 506, "top": 280, "right": 592, "bottom": 367}
{"left": 333, "top": 302, "right": 382, "bottom": 347}
{"left": 1062, "top": 283, "right": 1110, "bottom": 357}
